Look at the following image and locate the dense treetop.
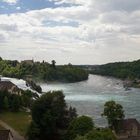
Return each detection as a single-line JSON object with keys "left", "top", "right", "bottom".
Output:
{"left": 27, "top": 91, "right": 117, "bottom": 140}
{"left": 74, "top": 129, "right": 117, "bottom": 140}
{"left": 28, "top": 91, "right": 77, "bottom": 140}
{"left": 0, "top": 90, "right": 37, "bottom": 112}
{"left": 66, "top": 116, "right": 94, "bottom": 140}
{"left": 90, "top": 59, "right": 140, "bottom": 80}
{"left": 0, "top": 57, "right": 88, "bottom": 82}
{"left": 102, "top": 100, "right": 125, "bottom": 131}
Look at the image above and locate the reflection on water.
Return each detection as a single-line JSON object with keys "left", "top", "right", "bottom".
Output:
{"left": 41, "top": 74, "right": 140, "bottom": 127}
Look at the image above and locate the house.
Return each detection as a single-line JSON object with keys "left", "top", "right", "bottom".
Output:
{"left": 21, "top": 60, "right": 34, "bottom": 65}
{"left": 116, "top": 119, "right": 140, "bottom": 140}
{"left": 0, "top": 130, "right": 13, "bottom": 140}
{"left": 0, "top": 81, "right": 22, "bottom": 95}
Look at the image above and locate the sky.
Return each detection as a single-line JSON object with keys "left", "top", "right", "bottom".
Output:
{"left": 0, "top": 0, "right": 140, "bottom": 64}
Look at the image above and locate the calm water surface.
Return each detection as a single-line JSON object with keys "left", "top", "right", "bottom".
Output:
{"left": 40, "top": 74, "right": 140, "bottom": 126}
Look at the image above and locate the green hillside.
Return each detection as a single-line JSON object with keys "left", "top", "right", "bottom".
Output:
{"left": 0, "top": 57, "right": 88, "bottom": 83}
{"left": 90, "top": 59, "right": 140, "bottom": 80}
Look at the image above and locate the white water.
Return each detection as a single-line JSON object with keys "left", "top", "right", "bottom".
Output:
{"left": 1, "top": 77, "right": 37, "bottom": 93}
{"left": 40, "top": 74, "right": 140, "bottom": 126}
{"left": 1, "top": 75, "right": 140, "bottom": 126}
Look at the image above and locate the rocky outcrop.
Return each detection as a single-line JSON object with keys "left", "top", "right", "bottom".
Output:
{"left": 26, "top": 80, "right": 42, "bottom": 93}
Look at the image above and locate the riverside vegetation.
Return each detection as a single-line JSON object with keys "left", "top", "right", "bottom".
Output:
{"left": 0, "top": 90, "right": 38, "bottom": 112}
{"left": 0, "top": 57, "right": 129, "bottom": 140}
{"left": 0, "top": 57, "right": 88, "bottom": 83}
{"left": 0, "top": 89, "right": 121, "bottom": 140}
{"left": 90, "top": 59, "right": 140, "bottom": 88}
{"left": 27, "top": 91, "right": 118, "bottom": 140}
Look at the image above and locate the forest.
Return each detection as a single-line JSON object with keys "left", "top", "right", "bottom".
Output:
{"left": 0, "top": 57, "right": 88, "bottom": 83}
{"left": 90, "top": 59, "right": 140, "bottom": 80}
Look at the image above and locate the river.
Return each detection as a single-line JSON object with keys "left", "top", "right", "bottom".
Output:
{"left": 41, "top": 74, "right": 140, "bottom": 127}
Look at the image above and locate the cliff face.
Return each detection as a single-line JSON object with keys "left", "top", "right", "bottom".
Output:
{"left": 26, "top": 79, "right": 42, "bottom": 93}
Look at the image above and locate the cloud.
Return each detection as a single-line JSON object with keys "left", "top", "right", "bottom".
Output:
{"left": 2, "top": 0, "right": 18, "bottom": 5}
{"left": 0, "top": 24, "right": 18, "bottom": 32}
{"left": 16, "top": 6, "right": 21, "bottom": 10}
{"left": 0, "top": 31, "right": 9, "bottom": 42}
{"left": 0, "top": 0, "right": 140, "bottom": 64}
{"left": 48, "top": 0, "right": 90, "bottom": 6}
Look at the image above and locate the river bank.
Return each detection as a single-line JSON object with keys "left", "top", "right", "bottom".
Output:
{"left": 123, "top": 79, "right": 140, "bottom": 89}
{"left": 1, "top": 75, "right": 140, "bottom": 127}
{"left": 40, "top": 74, "right": 140, "bottom": 126}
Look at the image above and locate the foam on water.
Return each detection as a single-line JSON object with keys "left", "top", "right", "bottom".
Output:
{"left": 2, "top": 75, "right": 139, "bottom": 126}
{"left": 41, "top": 74, "right": 140, "bottom": 126}
{"left": 1, "top": 77, "right": 37, "bottom": 93}
{"left": 65, "top": 94, "right": 125, "bottom": 102}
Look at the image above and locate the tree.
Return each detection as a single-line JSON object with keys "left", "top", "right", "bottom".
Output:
{"left": 0, "top": 57, "right": 89, "bottom": 83}
{"left": 3, "top": 96, "right": 9, "bottom": 110}
{"left": 74, "top": 129, "right": 117, "bottom": 140}
{"left": 102, "top": 101, "right": 125, "bottom": 130}
{"left": 11, "top": 95, "right": 21, "bottom": 112}
{"left": 66, "top": 116, "right": 94, "bottom": 140}
{"left": 0, "top": 57, "right": 2, "bottom": 61}
{"left": 27, "top": 91, "right": 77, "bottom": 140}
{"left": 0, "top": 91, "right": 11, "bottom": 111}
{"left": 51, "top": 60, "right": 56, "bottom": 68}
{"left": 68, "top": 106, "right": 77, "bottom": 122}
{"left": 27, "top": 121, "right": 40, "bottom": 140}
{"left": 21, "top": 90, "right": 36, "bottom": 108}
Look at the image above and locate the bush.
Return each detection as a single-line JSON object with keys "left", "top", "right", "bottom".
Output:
{"left": 75, "top": 129, "right": 117, "bottom": 140}
{"left": 66, "top": 116, "right": 94, "bottom": 140}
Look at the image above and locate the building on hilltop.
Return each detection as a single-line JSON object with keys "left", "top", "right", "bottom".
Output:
{"left": 0, "top": 81, "right": 22, "bottom": 95}
{"left": 116, "top": 119, "right": 140, "bottom": 140}
{"left": 21, "top": 60, "right": 34, "bottom": 65}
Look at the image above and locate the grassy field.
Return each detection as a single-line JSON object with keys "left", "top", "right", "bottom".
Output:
{"left": 0, "top": 111, "right": 31, "bottom": 136}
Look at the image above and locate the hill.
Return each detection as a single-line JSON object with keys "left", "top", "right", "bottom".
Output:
{"left": 89, "top": 59, "right": 140, "bottom": 87}
{"left": 0, "top": 57, "right": 88, "bottom": 83}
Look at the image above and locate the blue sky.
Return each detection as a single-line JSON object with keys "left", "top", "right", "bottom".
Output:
{"left": 0, "top": 0, "right": 140, "bottom": 64}
{"left": 0, "top": 0, "right": 75, "bottom": 14}
{"left": 0, "top": 0, "right": 56, "bottom": 14}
